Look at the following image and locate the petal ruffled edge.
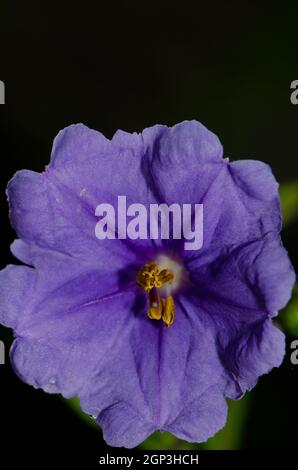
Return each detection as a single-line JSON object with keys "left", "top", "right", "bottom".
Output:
{"left": 224, "top": 318, "right": 286, "bottom": 399}
{"left": 165, "top": 385, "right": 227, "bottom": 443}
{"left": 97, "top": 402, "right": 156, "bottom": 448}
{"left": 142, "top": 120, "right": 224, "bottom": 165}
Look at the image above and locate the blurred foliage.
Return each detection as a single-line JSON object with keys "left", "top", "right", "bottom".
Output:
{"left": 279, "top": 180, "right": 298, "bottom": 337}
{"left": 63, "top": 180, "right": 298, "bottom": 450}
{"left": 280, "top": 284, "right": 298, "bottom": 337}
{"left": 280, "top": 180, "right": 298, "bottom": 227}
{"left": 140, "top": 431, "right": 195, "bottom": 450}
{"left": 65, "top": 396, "right": 100, "bottom": 431}
{"left": 140, "top": 396, "right": 250, "bottom": 450}
{"left": 65, "top": 385, "right": 251, "bottom": 450}
{"left": 203, "top": 396, "right": 250, "bottom": 450}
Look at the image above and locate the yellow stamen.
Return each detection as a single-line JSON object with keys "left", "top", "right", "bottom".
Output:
{"left": 155, "top": 269, "right": 174, "bottom": 288}
{"left": 136, "top": 263, "right": 159, "bottom": 293}
{"left": 148, "top": 288, "right": 163, "bottom": 320}
{"left": 161, "top": 295, "right": 175, "bottom": 327}
{"left": 136, "top": 262, "right": 176, "bottom": 327}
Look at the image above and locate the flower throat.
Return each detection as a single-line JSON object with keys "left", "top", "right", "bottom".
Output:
{"left": 136, "top": 262, "right": 176, "bottom": 327}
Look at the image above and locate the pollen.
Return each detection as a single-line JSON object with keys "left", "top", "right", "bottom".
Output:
{"left": 136, "top": 261, "right": 176, "bottom": 327}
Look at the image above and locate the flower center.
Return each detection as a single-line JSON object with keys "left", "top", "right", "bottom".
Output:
{"left": 136, "top": 255, "right": 182, "bottom": 327}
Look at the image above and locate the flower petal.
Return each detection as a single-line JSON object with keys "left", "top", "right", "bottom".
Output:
{"left": 166, "top": 385, "right": 227, "bottom": 443}
{"left": 10, "top": 286, "right": 138, "bottom": 398}
{"left": 80, "top": 300, "right": 227, "bottom": 446}
{"left": 0, "top": 265, "right": 36, "bottom": 328}
{"left": 223, "top": 318, "right": 286, "bottom": 398}
{"left": 142, "top": 120, "right": 224, "bottom": 205}
{"left": 1, "top": 120, "right": 295, "bottom": 449}
{"left": 7, "top": 125, "right": 158, "bottom": 265}
{"left": 97, "top": 402, "right": 156, "bottom": 448}
{"left": 182, "top": 289, "right": 287, "bottom": 399}
{"left": 141, "top": 123, "right": 284, "bottom": 260}
{"left": 189, "top": 232, "right": 295, "bottom": 318}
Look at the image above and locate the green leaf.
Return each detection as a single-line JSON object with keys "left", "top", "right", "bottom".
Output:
{"left": 64, "top": 396, "right": 100, "bottom": 431}
{"left": 64, "top": 393, "right": 250, "bottom": 449}
{"left": 140, "top": 431, "right": 203, "bottom": 450}
{"left": 279, "top": 181, "right": 298, "bottom": 227}
{"left": 204, "top": 395, "right": 250, "bottom": 450}
{"left": 140, "top": 432, "right": 187, "bottom": 450}
{"left": 280, "top": 284, "right": 298, "bottom": 337}
{"left": 140, "top": 395, "right": 250, "bottom": 450}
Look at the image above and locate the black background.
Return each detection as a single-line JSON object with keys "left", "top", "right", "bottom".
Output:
{"left": 0, "top": 1, "right": 297, "bottom": 463}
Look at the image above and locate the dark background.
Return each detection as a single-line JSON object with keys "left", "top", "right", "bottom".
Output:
{"left": 0, "top": 1, "right": 297, "bottom": 463}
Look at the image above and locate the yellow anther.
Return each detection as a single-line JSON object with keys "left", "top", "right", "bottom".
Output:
{"left": 161, "top": 295, "right": 175, "bottom": 327}
{"left": 148, "top": 288, "right": 163, "bottom": 320}
{"left": 136, "top": 263, "right": 159, "bottom": 293}
{"left": 155, "top": 269, "right": 174, "bottom": 288}
{"left": 136, "top": 262, "right": 176, "bottom": 327}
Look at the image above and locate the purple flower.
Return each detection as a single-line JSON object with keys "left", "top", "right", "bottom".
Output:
{"left": 0, "top": 121, "right": 295, "bottom": 448}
